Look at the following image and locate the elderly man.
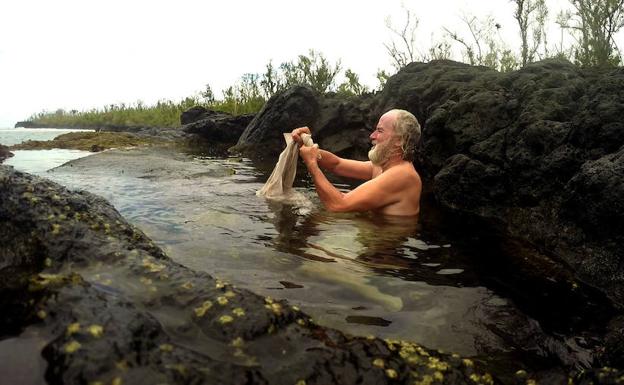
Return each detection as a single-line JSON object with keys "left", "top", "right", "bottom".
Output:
{"left": 292, "top": 109, "right": 422, "bottom": 216}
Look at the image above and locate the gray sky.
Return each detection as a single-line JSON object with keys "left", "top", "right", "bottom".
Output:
{"left": 0, "top": 0, "right": 607, "bottom": 127}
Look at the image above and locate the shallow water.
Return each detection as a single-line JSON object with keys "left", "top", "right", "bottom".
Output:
{"left": 6, "top": 144, "right": 605, "bottom": 371}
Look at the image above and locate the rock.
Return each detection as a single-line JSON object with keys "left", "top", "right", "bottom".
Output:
{"left": 180, "top": 106, "right": 219, "bottom": 125}
{"left": 182, "top": 111, "right": 254, "bottom": 144}
{"left": 231, "top": 85, "right": 378, "bottom": 161}
{"left": 372, "top": 59, "right": 624, "bottom": 310}
{"left": 231, "top": 86, "right": 321, "bottom": 160}
{"left": 9, "top": 132, "right": 168, "bottom": 151}
{"left": 0, "top": 144, "right": 13, "bottom": 163}
{"left": 0, "top": 165, "right": 496, "bottom": 385}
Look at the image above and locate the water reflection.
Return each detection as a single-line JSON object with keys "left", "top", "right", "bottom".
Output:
{"left": 16, "top": 146, "right": 585, "bottom": 360}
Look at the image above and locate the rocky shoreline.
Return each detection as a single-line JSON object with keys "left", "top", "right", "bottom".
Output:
{"left": 3, "top": 59, "right": 623, "bottom": 383}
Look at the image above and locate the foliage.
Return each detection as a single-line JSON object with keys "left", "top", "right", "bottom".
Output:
{"left": 444, "top": 15, "right": 520, "bottom": 72}
{"left": 558, "top": 0, "right": 624, "bottom": 67}
{"left": 512, "top": 0, "right": 549, "bottom": 65}
{"left": 27, "top": 97, "right": 201, "bottom": 128}
{"left": 337, "top": 69, "right": 369, "bottom": 96}
{"left": 384, "top": 4, "right": 422, "bottom": 70}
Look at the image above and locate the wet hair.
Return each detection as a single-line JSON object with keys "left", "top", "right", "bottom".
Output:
{"left": 390, "top": 109, "right": 421, "bottom": 161}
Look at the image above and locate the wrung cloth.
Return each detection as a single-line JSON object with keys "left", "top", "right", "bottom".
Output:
{"left": 256, "top": 133, "right": 316, "bottom": 206}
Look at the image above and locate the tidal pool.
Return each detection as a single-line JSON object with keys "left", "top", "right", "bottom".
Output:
{"left": 11, "top": 145, "right": 603, "bottom": 371}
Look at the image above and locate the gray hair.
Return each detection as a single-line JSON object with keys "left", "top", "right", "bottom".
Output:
{"left": 390, "top": 109, "right": 421, "bottom": 161}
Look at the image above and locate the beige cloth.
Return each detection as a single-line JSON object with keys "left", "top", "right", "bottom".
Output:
{"left": 257, "top": 133, "right": 313, "bottom": 206}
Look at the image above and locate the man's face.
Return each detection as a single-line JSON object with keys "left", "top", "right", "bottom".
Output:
{"left": 368, "top": 112, "right": 398, "bottom": 165}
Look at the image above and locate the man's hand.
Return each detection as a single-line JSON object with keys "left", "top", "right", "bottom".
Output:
{"left": 299, "top": 145, "right": 320, "bottom": 166}
{"left": 291, "top": 126, "right": 311, "bottom": 147}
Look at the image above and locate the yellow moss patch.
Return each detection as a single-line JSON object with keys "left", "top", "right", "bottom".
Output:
{"left": 385, "top": 368, "right": 398, "bottom": 379}
{"left": 415, "top": 374, "right": 433, "bottom": 385}
{"left": 159, "top": 344, "right": 174, "bottom": 352}
{"left": 231, "top": 337, "right": 244, "bottom": 348}
{"left": 64, "top": 340, "right": 81, "bottom": 354}
{"left": 66, "top": 322, "right": 81, "bottom": 336}
{"left": 194, "top": 301, "right": 213, "bottom": 317}
{"left": 271, "top": 303, "right": 282, "bottom": 315}
{"left": 51, "top": 224, "right": 61, "bottom": 235}
{"left": 37, "top": 310, "right": 47, "bottom": 319}
{"left": 372, "top": 358, "right": 385, "bottom": 368}
{"left": 142, "top": 257, "right": 165, "bottom": 273}
{"left": 217, "top": 296, "right": 228, "bottom": 306}
{"left": 88, "top": 324, "right": 104, "bottom": 338}
{"left": 224, "top": 290, "right": 236, "bottom": 298}
{"left": 219, "top": 315, "right": 234, "bottom": 324}
{"left": 232, "top": 308, "right": 245, "bottom": 317}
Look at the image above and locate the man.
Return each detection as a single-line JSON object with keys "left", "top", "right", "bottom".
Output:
{"left": 292, "top": 109, "right": 422, "bottom": 216}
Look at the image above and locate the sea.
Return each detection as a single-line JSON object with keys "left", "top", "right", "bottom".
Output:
{"left": 0, "top": 127, "right": 94, "bottom": 174}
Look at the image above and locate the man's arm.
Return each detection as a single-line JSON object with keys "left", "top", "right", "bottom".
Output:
{"left": 292, "top": 126, "right": 373, "bottom": 180}
{"left": 318, "top": 150, "right": 374, "bottom": 180}
{"left": 300, "top": 146, "right": 402, "bottom": 213}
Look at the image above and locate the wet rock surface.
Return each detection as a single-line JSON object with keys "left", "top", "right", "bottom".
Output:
{"left": 1, "top": 165, "right": 504, "bottom": 385}
{"left": 383, "top": 60, "right": 624, "bottom": 311}
{"left": 0, "top": 143, "right": 13, "bottom": 163}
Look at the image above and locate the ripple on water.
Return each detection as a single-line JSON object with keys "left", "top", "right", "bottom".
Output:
{"left": 21, "top": 148, "right": 566, "bottom": 360}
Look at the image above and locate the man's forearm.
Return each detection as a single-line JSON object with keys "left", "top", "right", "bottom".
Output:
{"left": 317, "top": 149, "right": 339, "bottom": 171}
{"left": 305, "top": 161, "right": 345, "bottom": 211}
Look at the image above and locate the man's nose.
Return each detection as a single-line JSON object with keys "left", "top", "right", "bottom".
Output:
{"left": 370, "top": 131, "right": 377, "bottom": 140}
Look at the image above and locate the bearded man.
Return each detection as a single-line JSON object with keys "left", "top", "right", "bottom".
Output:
{"left": 292, "top": 109, "right": 422, "bottom": 216}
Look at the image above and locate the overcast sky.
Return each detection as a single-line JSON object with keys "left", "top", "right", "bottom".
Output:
{"left": 0, "top": 0, "right": 609, "bottom": 127}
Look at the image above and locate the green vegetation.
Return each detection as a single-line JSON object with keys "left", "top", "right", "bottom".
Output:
{"left": 23, "top": 0, "right": 624, "bottom": 129}
{"left": 27, "top": 98, "right": 200, "bottom": 129}
{"left": 26, "top": 50, "right": 367, "bottom": 128}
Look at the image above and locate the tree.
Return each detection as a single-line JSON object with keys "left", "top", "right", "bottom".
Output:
{"left": 384, "top": 4, "right": 421, "bottom": 70}
{"left": 560, "top": 0, "right": 624, "bottom": 67}
{"left": 201, "top": 84, "right": 215, "bottom": 104}
{"left": 512, "top": 0, "right": 549, "bottom": 66}
{"left": 337, "top": 69, "right": 369, "bottom": 96}
{"left": 444, "top": 14, "right": 519, "bottom": 72}
{"left": 260, "top": 60, "right": 281, "bottom": 98}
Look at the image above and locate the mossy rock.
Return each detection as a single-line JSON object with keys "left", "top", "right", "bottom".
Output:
{"left": 10, "top": 132, "right": 167, "bottom": 152}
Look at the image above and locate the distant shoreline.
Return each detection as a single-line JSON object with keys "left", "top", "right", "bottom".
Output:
{"left": 13, "top": 121, "right": 156, "bottom": 132}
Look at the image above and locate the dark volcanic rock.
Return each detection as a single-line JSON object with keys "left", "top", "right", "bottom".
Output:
{"left": 180, "top": 105, "right": 216, "bottom": 125}
{"left": 0, "top": 144, "right": 13, "bottom": 163}
{"left": 182, "top": 109, "right": 254, "bottom": 144}
{"left": 372, "top": 60, "right": 624, "bottom": 310}
{"left": 0, "top": 165, "right": 494, "bottom": 385}
{"left": 231, "top": 86, "right": 378, "bottom": 161}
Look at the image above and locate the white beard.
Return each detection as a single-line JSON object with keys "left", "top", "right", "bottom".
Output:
{"left": 368, "top": 140, "right": 393, "bottom": 165}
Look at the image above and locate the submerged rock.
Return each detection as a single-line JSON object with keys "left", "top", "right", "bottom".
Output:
{"left": 1, "top": 165, "right": 501, "bottom": 385}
